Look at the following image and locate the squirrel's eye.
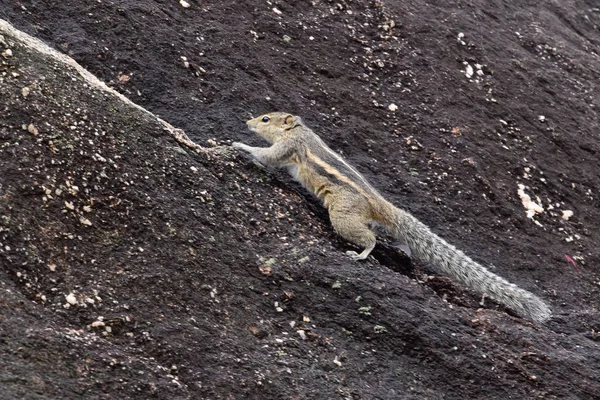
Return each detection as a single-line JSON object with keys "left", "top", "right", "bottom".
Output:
{"left": 261, "top": 116, "right": 270, "bottom": 123}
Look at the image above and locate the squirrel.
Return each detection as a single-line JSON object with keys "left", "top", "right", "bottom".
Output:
{"left": 232, "top": 112, "right": 552, "bottom": 323}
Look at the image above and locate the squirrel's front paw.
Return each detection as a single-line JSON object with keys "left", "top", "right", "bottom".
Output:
{"left": 231, "top": 142, "right": 254, "bottom": 154}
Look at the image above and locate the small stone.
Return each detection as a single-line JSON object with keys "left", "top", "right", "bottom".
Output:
{"left": 374, "top": 325, "right": 388, "bottom": 334}
{"left": 388, "top": 103, "right": 398, "bottom": 112}
{"left": 65, "top": 201, "right": 75, "bottom": 210}
{"left": 297, "top": 330, "right": 307, "bottom": 340}
{"left": 91, "top": 321, "right": 105, "bottom": 328}
{"left": 22, "top": 87, "right": 30, "bottom": 97}
{"left": 83, "top": 205, "right": 92, "bottom": 212}
{"left": 181, "top": 56, "right": 189, "bottom": 68}
{"left": 179, "top": 0, "right": 190, "bottom": 8}
{"left": 2, "top": 48, "right": 12, "bottom": 58}
{"left": 538, "top": 115, "right": 546, "bottom": 122}
{"left": 80, "top": 217, "right": 92, "bottom": 226}
{"left": 27, "top": 123, "right": 39, "bottom": 136}
{"left": 272, "top": 7, "right": 282, "bottom": 15}
{"left": 562, "top": 210, "right": 573, "bottom": 220}
{"left": 65, "top": 293, "right": 78, "bottom": 305}
{"left": 465, "top": 64, "right": 474, "bottom": 78}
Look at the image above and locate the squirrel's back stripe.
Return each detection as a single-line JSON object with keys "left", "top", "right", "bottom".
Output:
{"left": 306, "top": 149, "right": 372, "bottom": 200}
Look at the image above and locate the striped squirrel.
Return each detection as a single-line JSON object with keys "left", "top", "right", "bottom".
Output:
{"left": 232, "top": 112, "right": 551, "bottom": 323}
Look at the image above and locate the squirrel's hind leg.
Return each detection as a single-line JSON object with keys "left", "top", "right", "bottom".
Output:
{"left": 329, "top": 210, "right": 376, "bottom": 261}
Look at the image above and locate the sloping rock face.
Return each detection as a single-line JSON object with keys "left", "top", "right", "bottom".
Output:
{"left": 1, "top": 1, "right": 599, "bottom": 399}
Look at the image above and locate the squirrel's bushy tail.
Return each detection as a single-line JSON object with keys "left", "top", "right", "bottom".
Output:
{"left": 390, "top": 207, "right": 551, "bottom": 323}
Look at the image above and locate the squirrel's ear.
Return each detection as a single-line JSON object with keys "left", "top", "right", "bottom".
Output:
{"left": 284, "top": 114, "right": 295, "bottom": 126}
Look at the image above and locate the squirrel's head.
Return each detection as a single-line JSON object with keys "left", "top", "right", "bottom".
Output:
{"left": 246, "top": 112, "right": 300, "bottom": 143}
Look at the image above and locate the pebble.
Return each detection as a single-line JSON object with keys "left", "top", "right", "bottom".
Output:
{"left": 80, "top": 217, "right": 92, "bottom": 226}
{"left": 562, "top": 210, "right": 573, "bottom": 220}
{"left": 179, "top": 0, "right": 190, "bottom": 8}
{"left": 465, "top": 64, "right": 474, "bottom": 78}
{"left": 27, "top": 123, "right": 39, "bottom": 136}
{"left": 65, "top": 293, "right": 78, "bottom": 305}
{"left": 181, "top": 56, "right": 189, "bottom": 68}
{"left": 388, "top": 103, "right": 398, "bottom": 112}
{"left": 2, "top": 48, "right": 12, "bottom": 58}
{"left": 517, "top": 184, "right": 544, "bottom": 219}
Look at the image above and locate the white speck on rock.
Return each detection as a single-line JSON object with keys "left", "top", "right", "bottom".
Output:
{"left": 180, "top": 56, "right": 190, "bottom": 68}
{"left": 388, "top": 103, "right": 398, "bottom": 112}
{"left": 517, "top": 184, "right": 544, "bottom": 219}
{"left": 27, "top": 123, "right": 39, "bottom": 136}
{"left": 179, "top": 0, "right": 190, "bottom": 8}
{"left": 465, "top": 64, "right": 474, "bottom": 78}
{"left": 80, "top": 217, "right": 92, "bottom": 226}
{"left": 562, "top": 210, "right": 574, "bottom": 220}
{"left": 65, "top": 293, "right": 78, "bottom": 305}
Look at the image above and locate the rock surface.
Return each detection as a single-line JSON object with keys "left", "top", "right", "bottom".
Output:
{"left": 1, "top": 1, "right": 599, "bottom": 399}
